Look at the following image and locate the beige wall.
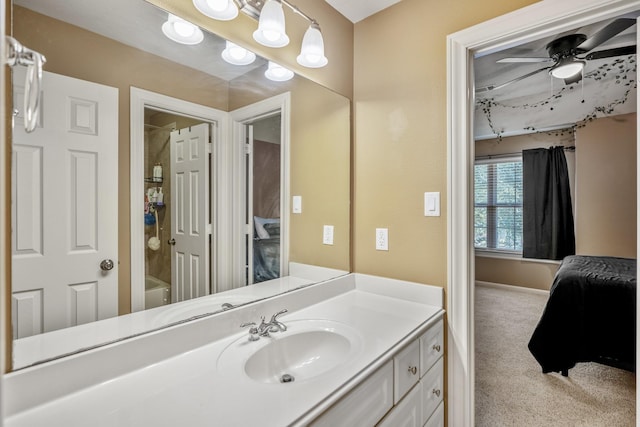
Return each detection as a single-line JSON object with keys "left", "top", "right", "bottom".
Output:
{"left": 148, "top": 0, "right": 354, "bottom": 99}
{"left": 352, "top": 0, "right": 537, "bottom": 287}
{"left": 475, "top": 113, "right": 637, "bottom": 290}
{"left": 575, "top": 113, "right": 637, "bottom": 258}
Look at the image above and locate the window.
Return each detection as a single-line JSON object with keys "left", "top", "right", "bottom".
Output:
{"left": 474, "top": 158, "right": 523, "bottom": 252}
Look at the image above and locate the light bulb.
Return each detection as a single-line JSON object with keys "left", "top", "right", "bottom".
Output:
{"left": 253, "top": 0, "right": 289, "bottom": 48}
{"left": 173, "top": 21, "right": 195, "bottom": 38}
{"left": 296, "top": 24, "right": 327, "bottom": 68}
{"left": 265, "top": 61, "right": 293, "bottom": 81}
{"left": 221, "top": 41, "right": 256, "bottom": 65}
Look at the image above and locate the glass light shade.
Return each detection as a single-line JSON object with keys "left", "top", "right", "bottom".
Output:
{"left": 193, "top": 0, "right": 238, "bottom": 21}
{"left": 253, "top": 0, "right": 289, "bottom": 48}
{"left": 221, "top": 41, "right": 256, "bottom": 65}
{"left": 296, "top": 24, "right": 328, "bottom": 68}
{"left": 265, "top": 61, "right": 294, "bottom": 81}
{"left": 550, "top": 58, "right": 585, "bottom": 79}
{"left": 162, "top": 14, "right": 204, "bottom": 45}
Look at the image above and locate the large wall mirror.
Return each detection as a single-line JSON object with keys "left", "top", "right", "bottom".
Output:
{"left": 10, "top": 0, "right": 350, "bottom": 370}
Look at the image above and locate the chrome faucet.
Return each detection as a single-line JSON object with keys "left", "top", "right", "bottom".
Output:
{"left": 240, "top": 309, "right": 288, "bottom": 341}
{"left": 268, "top": 309, "right": 288, "bottom": 333}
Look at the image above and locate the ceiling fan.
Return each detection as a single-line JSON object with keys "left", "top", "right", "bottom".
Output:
{"left": 477, "top": 18, "right": 637, "bottom": 93}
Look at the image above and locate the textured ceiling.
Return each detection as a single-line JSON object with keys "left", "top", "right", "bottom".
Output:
{"left": 474, "top": 15, "right": 637, "bottom": 139}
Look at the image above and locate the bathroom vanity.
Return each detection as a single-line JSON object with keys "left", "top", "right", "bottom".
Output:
{"left": 4, "top": 274, "right": 444, "bottom": 426}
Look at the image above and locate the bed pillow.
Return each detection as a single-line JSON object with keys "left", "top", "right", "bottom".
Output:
{"left": 254, "top": 216, "right": 280, "bottom": 239}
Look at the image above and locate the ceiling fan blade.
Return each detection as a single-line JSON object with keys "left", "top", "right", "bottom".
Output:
{"left": 497, "top": 57, "right": 551, "bottom": 63}
{"left": 577, "top": 18, "right": 636, "bottom": 52}
{"left": 476, "top": 66, "right": 552, "bottom": 93}
{"left": 585, "top": 44, "right": 636, "bottom": 60}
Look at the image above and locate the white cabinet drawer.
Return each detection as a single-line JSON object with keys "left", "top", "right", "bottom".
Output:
{"left": 420, "top": 357, "right": 443, "bottom": 425}
{"left": 420, "top": 319, "right": 443, "bottom": 376}
{"left": 393, "top": 340, "right": 420, "bottom": 404}
{"left": 424, "top": 401, "right": 444, "bottom": 427}
{"left": 377, "top": 383, "right": 422, "bottom": 427}
{"left": 311, "top": 360, "right": 394, "bottom": 427}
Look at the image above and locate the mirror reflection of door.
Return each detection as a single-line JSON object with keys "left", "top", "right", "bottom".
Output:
{"left": 143, "top": 109, "right": 213, "bottom": 309}
{"left": 244, "top": 114, "right": 282, "bottom": 285}
{"left": 12, "top": 71, "right": 119, "bottom": 337}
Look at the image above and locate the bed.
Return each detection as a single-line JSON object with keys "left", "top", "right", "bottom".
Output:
{"left": 253, "top": 217, "right": 280, "bottom": 283}
{"left": 528, "top": 255, "right": 636, "bottom": 376}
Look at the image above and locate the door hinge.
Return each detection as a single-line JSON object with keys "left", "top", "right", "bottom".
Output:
{"left": 244, "top": 144, "right": 251, "bottom": 155}
{"left": 206, "top": 224, "right": 213, "bottom": 235}
{"left": 206, "top": 142, "right": 212, "bottom": 154}
{"left": 246, "top": 223, "right": 253, "bottom": 234}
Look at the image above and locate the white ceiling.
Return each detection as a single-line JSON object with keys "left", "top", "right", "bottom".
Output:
{"left": 474, "top": 15, "right": 637, "bottom": 139}
{"left": 324, "top": 0, "right": 403, "bottom": 23}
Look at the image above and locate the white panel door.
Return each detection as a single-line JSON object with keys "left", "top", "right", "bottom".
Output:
{"left": 12, "top": 70, "right": 118, "bottom": 338}
{"left": 170, "top": 124, "right": 210, "bottom": 302}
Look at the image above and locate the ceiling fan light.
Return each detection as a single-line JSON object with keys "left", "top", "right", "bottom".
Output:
{"left": 265, "top": 61, "right": 294, "bottom": 81}
{"left": 550, "top": 59, "right": 585, "bottom": 79}
{"left": 253, "top": 0, "right": 289, "bottom": 48}
{"left": 193, "top": 0, "right": 239, "bottom": 21}
{"left": 221, "top": 41, "right": 256, "bottom": 65}
{"left": 296, "top": 23, "right": 328, "bottom": 68}
{"left": 162, "top": 14, "right": 204, "bottom": 45}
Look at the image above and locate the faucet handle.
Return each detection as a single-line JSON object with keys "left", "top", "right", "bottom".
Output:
{"left": 240, "top": 321, "right": 260, "bottom": 341}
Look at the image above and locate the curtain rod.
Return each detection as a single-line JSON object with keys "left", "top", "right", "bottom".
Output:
{"left": 476, "top": 146, "right": 575, "bottom": 161}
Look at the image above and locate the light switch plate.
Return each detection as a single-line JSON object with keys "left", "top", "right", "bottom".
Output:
{"left": 323, "top": 225, "right": 334, "bottom": 245}
{"left": 424, "top": 192, "right": 440, "bottom": 217}
{"left": 292, "top": 195, "right": 302, "bottom": 214}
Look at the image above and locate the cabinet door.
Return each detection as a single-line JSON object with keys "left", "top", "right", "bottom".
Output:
{"left": 421, "top": 357, "right": 444, "bottom": 425}
{"left": 394, "top": 340, "right": 420, "bottom": 404}
{"left": 311, "top": 361, "right": 394, "bottom": 427}
{"left": 377, "top": 383, "right": 422, "bottom": 427}
{"left": 424, "top": 401, "right": 444, "bottom": 427}
{"left": 420, "top": 319, "right": 443, "bottom": 377}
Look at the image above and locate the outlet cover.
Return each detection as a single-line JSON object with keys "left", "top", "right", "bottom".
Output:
{"left": 292, "top": 195, "right": 302, "bottom": 214}
{"left": 323, "top": 225, "right": 334, "bottom": 245}
{"left": 375, "top": 228, "right": 388, "bottom": 251}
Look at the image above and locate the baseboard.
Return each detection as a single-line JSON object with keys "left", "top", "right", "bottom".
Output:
{"left": 475, "top": 280, "right": 549, "bottom": 295}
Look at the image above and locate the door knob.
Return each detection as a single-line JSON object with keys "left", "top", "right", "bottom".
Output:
{"left": 100, "top": 259, "right": 114, "bottom": 271}
{"left": 168, "top": 238, "right": 176, "bottom": 246}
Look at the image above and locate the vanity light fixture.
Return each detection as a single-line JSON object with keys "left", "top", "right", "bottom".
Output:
{"left": 264, "top": 61, "right": 294, "bottom": 81}
{"left": 550, "top": 57, "right": 585, "bottom": 79}
{"left": 221, "top": 41, "right": 257, "bottom": 65}
{"left": 296, "top": 22, "right": 327, "bottom": 68}
{"left": 192, "top": 0, "right": 328, "bottom": 68}
{"left": 253, "top": 0, "right": 289, "bottom": 48}
{"left": 193, "top": 0, "right": 239, "bottom": 21}
{"left": 162, "top": 13, "right": 204, "bottom": 45}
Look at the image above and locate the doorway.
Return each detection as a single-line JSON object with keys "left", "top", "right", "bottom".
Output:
{"left": 447, "top": 0, "right": 640, "bottom": 425}
{"left": 130, "top": 88, "right": 227, "bottom": 312}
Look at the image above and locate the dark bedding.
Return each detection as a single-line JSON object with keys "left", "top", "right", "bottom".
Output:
{"left": 253, "top": 223, "right": 280, "bottom": 283}
{"left": 528, "top": 255, "right": 636, "bottom": 375}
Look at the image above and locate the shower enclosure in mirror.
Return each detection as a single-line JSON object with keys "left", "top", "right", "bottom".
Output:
{"left": 9, "top": 0, "right": 350, "bottom": 370}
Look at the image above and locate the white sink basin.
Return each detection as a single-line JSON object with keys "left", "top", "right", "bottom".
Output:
{"left": 217, "top": 319, "right": 364, "bottom": 384}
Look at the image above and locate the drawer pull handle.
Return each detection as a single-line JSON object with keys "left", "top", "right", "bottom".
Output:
{"left": 407, "top": 366, "right": 417, "bottom": 375}
{"left": 432, "top": 388, "right": 441, "bottom": 397}
{"left": 432, "top": 344, "right": 441, "bottom": 352}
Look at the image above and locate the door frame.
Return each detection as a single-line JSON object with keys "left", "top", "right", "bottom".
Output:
{"left": 228, "top": 93, "right": 291, "bottom": 291}
{"left": 130, "top": 88, "right": 227, "bottom": 312}
{"left": 446, "top": 0, "right": 640, "bottom": 425}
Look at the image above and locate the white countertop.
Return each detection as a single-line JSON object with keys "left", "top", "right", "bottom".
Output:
{"left": 4, "top": 274, "right": 444, "bottom": 426}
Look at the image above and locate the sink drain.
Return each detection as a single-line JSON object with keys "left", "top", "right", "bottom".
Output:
{"left": 280, "top": 373, "right": 295, "bottom": 383}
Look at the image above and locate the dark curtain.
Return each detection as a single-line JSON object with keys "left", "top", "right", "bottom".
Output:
{"left": 522, "top": 147, "right": 575, "bottom": 260}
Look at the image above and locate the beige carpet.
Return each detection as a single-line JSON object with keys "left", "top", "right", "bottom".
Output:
{"left": 475, "top": 283, "right": 636, "bottom": 426}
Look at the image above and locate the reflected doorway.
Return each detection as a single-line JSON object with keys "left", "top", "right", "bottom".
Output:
{"left": 143, "top": 109, "right": 214, "bottom": 309}
{"left": 243, "top": 114, "right": 282, "bottom": 285}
